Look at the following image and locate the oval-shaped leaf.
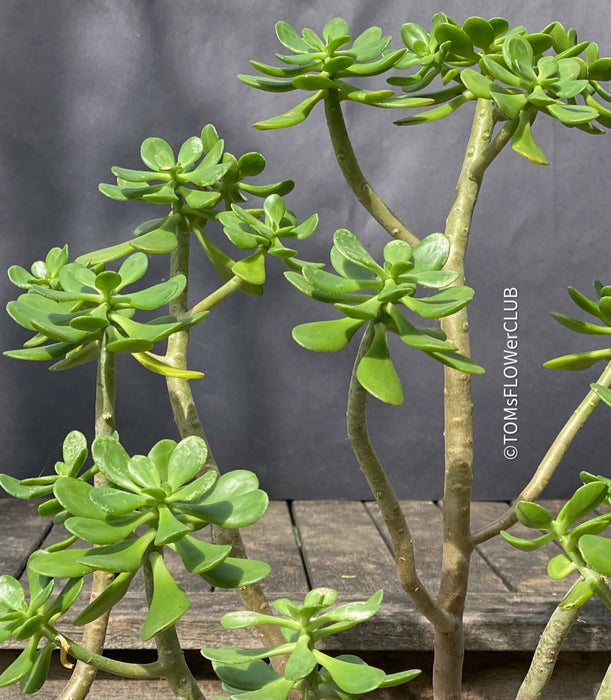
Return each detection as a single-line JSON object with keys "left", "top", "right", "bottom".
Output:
{"left": 292, "top": 317, "right": 365, "bottom": 353}
{"left": 357, "top": 323, "right": 403, "bottom": 405}
{"left": 141, "top": 551, "right": 190, "bottom": 641}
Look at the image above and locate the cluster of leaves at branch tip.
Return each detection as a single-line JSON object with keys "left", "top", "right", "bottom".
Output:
{"left": 202, "top": 588, "right": 420, "bottom": 699}
{"left": 96, "top": 123, "right": 297, "bottom": 295}
{"left": 242, "top": 15, "right": 611, "bottom": 163}
{"left": 544, "top": 281, "right": 611, "bottom": 372}
{"left": 0, "top": 433, "right": 271, "bottom": 691}
{"left": 287, "top": 230, "right": 484, "bottom": 406}
{"left": 501, "top": 475, "right": 611, "bottom": 612}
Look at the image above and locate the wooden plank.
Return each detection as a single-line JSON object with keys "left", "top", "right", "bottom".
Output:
{"left": 291, "top": 500, "right": 404, "bottom": 595}
{"left": 367, "top": 501, "right": 509, "bottom": 595}
{"left": 0, "top": 499, "right": 51, "bottom": 577}
{"left": 471, "top": 501, "right": 574, "bottom": 596}
{"left": 223, "top": 500, "right": 308, "bottom": 594}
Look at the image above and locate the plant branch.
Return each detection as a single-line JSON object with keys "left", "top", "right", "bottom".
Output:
{"left": 58, "top": 341, "right": 117, "bottom": 700}
{"left": 435, "top": 98, "right": 502, "bottom": 699}
{"left": 165, "top": 227, "right": 289, "bottom": 661}
{"left": 189, "top": 275, "right": 245, "bottom": 317}
{"left": 473, "top": 360, "right": 611, "bottom": 544}
{"left": 515, "top": 588, "right": 581, "bottom": 700}
{"left": 323, "top": 89, "right": 419, "bottom": 247}
{"left": 346, "top": 326, "right": 452, "bottom": 632}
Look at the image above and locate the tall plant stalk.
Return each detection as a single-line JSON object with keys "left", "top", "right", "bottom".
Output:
{"left": 58, "top": 340, "right": 116, "bottom": 700}
{"left": 165, "top": 226, "right": 287, "bottom": 653}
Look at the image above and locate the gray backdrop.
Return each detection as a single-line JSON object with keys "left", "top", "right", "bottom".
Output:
{"left": 1, "top": 0, "right": 610, "bottom": 500}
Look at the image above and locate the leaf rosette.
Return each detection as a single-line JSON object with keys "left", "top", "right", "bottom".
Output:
{"left": 544, "top": 280, "right": 611, "bottom": 371}
{"left": 5, "top": 251, "right": 205, "bottom": 378}
{"left": 202, "top": 588, "right": 420, "bottom": 698}
{"left": 286, "top": 230, "right": 483, "bottom": 405}
{"left": 501, "top": 479, "right": 611, "bottom": 611}
{"left": 25, "top": 435, "right": 270, "bottom": 641}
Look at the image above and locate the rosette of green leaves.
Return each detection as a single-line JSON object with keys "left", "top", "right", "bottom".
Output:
{"left": 27, "top": 435, "right": 269, "bottom": 641}
{"left": 218, "top": 194, "right": 318, "bottom": 285}
{"left": 240, "top": 17, "right": 435, "bottom": 130}
{"left": 92, "top": 124, "right": 294, "bottom": 273}
{"left": 544, "top": 280, "right": 611, "bottom": 371}
{"left": 7, "top": 245, "right": 69, "bottom": 291}
{"left": 392, "top": 14, "right": 611, "bottom": 164}
{"left": 5, "top": 251, "right": 205, "bottom": 378}
{"left": 501, "top": 481, "right": 611, "bottom": 611}
{"left": 286, "top": 230, "right": 483, "bottom": 405}
{"left": 0, "top": 570, "right": 82, "bottom": 694}
{"left": 0, "top": 431, "right": 96, "bottom": 524}
{"left": 202, "top": 588, "right": 420, "bottom": 699}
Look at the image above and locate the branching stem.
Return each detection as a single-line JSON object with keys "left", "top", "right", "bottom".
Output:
{"left": 347, "top": 326, "right": 452, "bottom": 632}
{"left": 473, "top": 361, "right": 611, "bottom": 544}
{"left": 323, "top": 89, "right": 419, "bottom": 246}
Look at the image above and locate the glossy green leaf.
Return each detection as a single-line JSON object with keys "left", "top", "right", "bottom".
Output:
{"left": 547, "top": 554, "right": 578, "bottom": 580}
{"left": 314, "top": 650, "right": 386, "bottom": 694}
{"left": 237, "top": 74, "right": 295, "bottom": 93}
{"left": 500, "top": 530, "right": 555, "bottom": 551}
{"left": 402, "top": 286, "right": 474, "bottom": 318}
{"left": 208, "top": 658, "right": 281, "bottom": 692}
{"left": 123, "top": 275, "right": 186, "bottom": 310}
{"left": 154, "top": 505, "right": 191, "bottom": 546}
{"left": 53, "top": 478, "right": 106, "bottom": 518}
{"left": 388, "top": 306, "right": 455, "bottom": 352}
{"left": 515, "top": 501, "right": 554, "bottom": 529}
{"left": 460, "top": 68, "right": 493, "bottom": 99}
{"left": 394, "top": 95, "right": 470, "bottom": 125}
{"left": 140, "top": 137, "right": 175, "bottom": 171}
{"left": 302, "top": 267, "right": 364, "bottom": 296}
{"left": 591, "top": 383, "right": 611, "bottom": 408}
{"left": 141, "top": 551, "right": 190, "bottom": 640}
{"left": 177, "top": 136, "right": 203, "bottom": 169}
{"left": 166, "top": 436, "right": 208, "bottom": 491}
{"left": 557, "top": 482, "right": 607, "bottom": 530}
{"left": 333, "top": 229, "right": 383, "bottom": 275}
{"left": 79, "top": 531, "right": 155, "bottom": 572}
{"left": 88, "top": 485, "right": 150, "bottom": 515}
{"left": 253, "top": 91, "right": 325, "bottom": 130}
{"left": 511, "top": 111, "right": 548, "bottom": 165}
{"left": 183, "top": 488, "right": 268, "bottom": 530}
{"left": 559, "top": 577, "right": 595, "bottom": 610}
{"left": 166, "top": 471, "right": 217, "bottom": 504}
{"left": 0, "top": 639, "right": 37, "bottom": 687}
{"left": 92, "top": 436, "right": 135, "bottom": 490}
{"left": 131, "top": 228, "right": 178, "bottom": 254}
{"left": 18, "top": 639, "right": 54, "bottom": 694}
{"left": 73, "top": 570, "right": 137, "bottom": 626}
{"left": 42, "top": 576, "right": 84, "bottom": 619}
{"left": 275, "top": 20, "right": 312, "bottom": 53}
{"left": 547, "top": 103, "right": 599, "bottom": 125}
{"left": 589, "top": 58, "right": 611, "bottom": 81}
{"left": 65, "top": 514, "right": 144, "bottom": 545}
{"left": 292, "top": 317, "right": 365, "bottom": 352}
{"left": 380, "top": 668, "right": 422, "bottom": 687}
{"left": 131, "top": 351, "right": 204, "bottom": 379}
{"left": 503, "top": 36, "right": 536, "bottom": 81}
{"left": 171, "top": 535, "right": 231, "bottom": 574}
{"left": 462, "top": 17, "right": 494, "bottom": 49}
{"left": 0, "top": 577, "right": 26, "bottom": 613}
{"left": 426, "top": 349, "right": 485, "bottom": 375}
{"left": 28, "top": 549, "right": 94, "bottom": 578}
{"left": 550, "top": 313, "right": 611, "bottom": 335}
{"left": 185, "top": 162, "right": 232, "bottom": 187}
{"left": 579, "top": 534, "right": 611, "bottom": 576}
{"left": 232, "top": 248, "right": 267, "bottom": 285}
{"left": 0, "top": 474, "right": 51, "bottom": 500}
{"left": 285, "top": 635, "right": 317, "bottom": 681}
{"left": 357, "top": 323, "right": 403, "bottom": 405}
{"left": 200, "top": 556, "right": 270, "bottom": 588}
{"left": 544, "top": 349, "right": 611, "bottom": 371}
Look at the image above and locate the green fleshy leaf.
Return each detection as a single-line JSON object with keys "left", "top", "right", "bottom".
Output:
{"left": 78, "top": 531, "right": 155, "bottom": 572}
{"left": 171, "top": 535, "right": 231, "bottom": 574}
{"left": 186, "top": 162, "right": 232, "bottom": 188}
{"left": 559, "top": 578, "right": 595, "bottom": 610}
{"left": 503, "top": 35, "right": 536, "bottom": 81}
{"left": 462, "top": 17, "right": 494, "bottom": 49}
{"left": 275, "top": 20, "right": 312, "bottom": 53}
{"left": 357, "top": 323, "right": 403, "bottom": 405}
{"left": 579, "top": 534, "right": 611, "bottom": 576}
{"left": 88, "top": 486, "right": 150, "bottom": 516}
{"left": 18, "top": 639, "right": 55, "bottom": 694}
{"left": 131, "top": 228, "right": 178, "bottom": 254}
{"left": 123, "top": 275, "right": 186, "bottom": 310}
{"left": 547, "top": 554, "right": 578, "bottom": 580}
{"left": 177, "top": 136, "right": 204, "bottom": 169}
{"left": 511, "top": 111, "right": 548, "bottom": 165}
{"left": 544, "top": 349, "right": 611, "bottom": 371}
{"left": 412, "top": 234, "right": 449, "bottom": 271}
{"left": 166, "top": 471, "right": 217, "bottom": 504}
{"left": 28, "top": 549, "right": 94, "bottom": 578}
{"left": 232, "top": 248, "right": 267, "bottom": 285}
{"left": 402, "top": 286, "right": 474, "bottom": 319}
{"left": 292, "top": 317, "right": 365, "bottom": 352}
{"left": 284, "top": 635, "right": 317, "bottom": 681}
{"left": 379, "top": 668, "right": 422, "bottom": 687}
{"left": 155, "top": 505, "right": 191, "bottom": 546}
{"left": 166, "top": 436, "right": 208, "bottom": 491}
{"left": 314, "top": 650, "right": 386, "bottom": 694}
{"left": 141, "top": 552, "right": 190, "bottom": 641}
{"left": 550, "top": 313, "right": 611, "bottom": 335}
{"left": 426, "top": 349, "right": 485, "bottom": 375}
{"left": 0, "top": 577, "right": 26, "bottom": 613}
{"left": 556, "top": 482, "right": 607, "bottom": 530}
{"left": 547, "top": 103, "right": 599, "bottom": 125}
{"left": 394, "top": 94, "right": 471, "bottom": 126}
{"left": 0, "top": 474, "right": 53, "bottom": 500}
{"left": 140, "top": 137, "right": 175, "bottom": 171}
{"left": 73, "top": 570, "right": 137, "bottom": 626}
{"left": 333, "top": 229, "right": 384, "bottom": 275}
{"left": 0, "top": 639, "right": 38, "bottom": 688}
{"left": 515, "top": 501, "right": 554, "bottom": 529}
{"left": 253, "top": 91, "right": 325, "bottom": 130}
{"left": 387, "top": 306, "right": 455, "bottom": 352}
{"left": 200, "top": 556, "right": 270, "bottom": 588}
{"left": 500, "top": 530, "right": 555, "bottom": 551}
{"left": 65, "top": 514, "right": 144, "bottom": 545}
{"left": 131, "top": 351, "right": 205, "bottom": 379}
{"left": 208, "top": 659, "right": 282, "bottom": 692}
{"left": 92, "top": 436, "right": 135, "bottom": 490}
{"left": 460, "top": 68, "right": 493, "bottom": 99}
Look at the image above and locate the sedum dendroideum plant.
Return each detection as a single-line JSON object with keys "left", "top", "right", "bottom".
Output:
{"left": 239, "top": 12, "right": 611, "bottom": 700}
{"left": 0, "top": 9, "right": 610, "bottom": 700}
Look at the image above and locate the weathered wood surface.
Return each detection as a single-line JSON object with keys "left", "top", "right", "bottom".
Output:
{"left": 0, "top": 499, "right": 609, "bottom": 697}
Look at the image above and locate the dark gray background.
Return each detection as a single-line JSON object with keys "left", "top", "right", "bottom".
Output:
{"left": 1, "top": 0, "right": 610, "bottom": 500}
